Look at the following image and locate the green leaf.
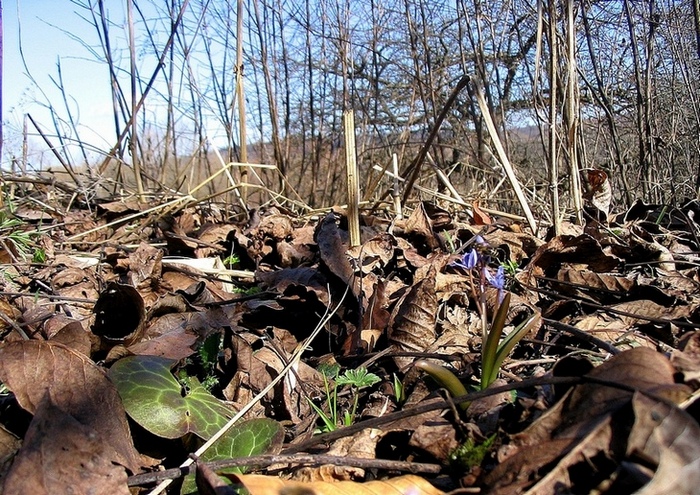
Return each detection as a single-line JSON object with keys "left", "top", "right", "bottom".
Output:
{"left": 481, "top": 292, "right": 512, "bottom": 390}
{"left": 415, "top": 360, "right": 470, "bottom": 410}
{"left": 109, "top": 355, "right": 235, "bottom": 439}
{"left": 307, "top": 398, "right": 337, "bottom": 432}
{"left": 490, "top": 312, "right": 541, "bottom": 384}
{"left": 181, "top": 418, "right": 284, "bottom": 495}
{"left": 203, "top": 418, "right": 284, "bottom": 463}
{"left": 336, "top": 367, "right": 380, "bottom": 388}
{"left": 198, "top": 333, "right": 222, "bottom": 372}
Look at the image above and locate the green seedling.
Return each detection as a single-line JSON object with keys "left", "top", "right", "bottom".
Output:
{"left": 501, "top": 259, "right": 519, "bottom": 277}
{"left": 443, "top": 230, "right": 457, "bottom": 254}
{"left": 197, "top": 333, "right": 223, "bottom": 391}
{"left": 392, "top": 373, "right": 405, "bottom": 405}
{"left": 442, "top": 237, "right": 541, "bottom": 395}
{"left": 480, "top": 292, "right": 541, "bottom": 390}
{"left": 308, "top": 365, "right": 380, "bottom": 432}
{"left": 222, "top": 253, "right": 240, "bottom": 268}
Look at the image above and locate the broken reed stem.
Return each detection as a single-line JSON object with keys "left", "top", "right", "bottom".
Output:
{"left": 472, "top": 77, "right": 538, "bottom": 234}
{"left": 236, "top": 0, "right": 248, "bottom": 202}
{"left": 344, "top": 110, "right": 361, "bottom": 247}
{"left": 25, "top": 114, "right": 81, "bottom": 189}
{"left": 401, "top": 74, "right": 471, "bottom": 204}
{"left": 126, "top": 0, "right": 144, "bottom": 201}
{"left": 547, "top": 0, "right": 561, "bottom": 235}
{"left": 97, "top": 0, "right": 191, "bottom": 176}
{"left": 426, "top": 152, "right": 465, "bottom": 204}
{"left": 566, "top": 0, "right": 583, "bottom": 225}
{"left": 392, "top": 153, "right": 403, "bottom": 219}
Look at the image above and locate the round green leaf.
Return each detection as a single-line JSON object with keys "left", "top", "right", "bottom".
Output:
{"left": 109, "top": 355, "right": 234, "bottom": 439}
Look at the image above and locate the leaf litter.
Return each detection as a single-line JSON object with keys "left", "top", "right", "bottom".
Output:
{"left": 0, "top": 186, "right": 699, "bottom": 494}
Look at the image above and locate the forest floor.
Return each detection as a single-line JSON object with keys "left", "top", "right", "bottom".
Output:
{"left": 1, "top": 176, "right": 699, "bottom": 495}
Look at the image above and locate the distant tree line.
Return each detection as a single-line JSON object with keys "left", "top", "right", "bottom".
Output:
{"left": 22, "top": 0, "right": 700, "bottom": 217}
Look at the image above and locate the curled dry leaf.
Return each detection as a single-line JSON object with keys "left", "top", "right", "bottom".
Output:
{"left": 485, "top": 348, "right": 693, "bottom": 494}
{"left": 389, "top": 264, "right": 438, "bottom": 368}
{"left": 3, "top": 394, "right": 130, "bottom": 495}
{"left": 628, "top": 393, "right": 700, "bottom": 495}
{"left": 0, "top": 340, "right": 141, "bottom": 474}
{"left": 584, "top": 168, "right": 612, "bottom": 219}
{"left": 92, "top": 282, "right": 145, "bottom": 346}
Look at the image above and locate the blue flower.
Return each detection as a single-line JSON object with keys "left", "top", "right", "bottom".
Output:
{"left": 453, "top": 248, "right": 479, "bottom": 270}
{"left": 485, "top": 265, "right": 506, "bottom": 303}
{"left": 486, "top": 265, "right": 505, "bottom": 290}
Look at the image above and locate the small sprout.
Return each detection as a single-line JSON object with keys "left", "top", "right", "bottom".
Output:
{"left": 308, "top": 366, "right": 379, "bottom": 433}
{"left": 222, "top": 253, "right": 240, "bottom": 268}
{"left": 392, "top": 373, "right": 405, "bottom": 404}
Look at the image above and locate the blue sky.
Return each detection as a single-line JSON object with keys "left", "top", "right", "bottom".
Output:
{"left": 3, "top": 0, "right": 131, "bottom": 167}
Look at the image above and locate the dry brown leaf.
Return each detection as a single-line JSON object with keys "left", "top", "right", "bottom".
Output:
{"left": 610, "top": 299, "right": 693, "bottom": 326}
{"left": 389, "top": 264, "right": 438, "bottom": 368}
{"left": 409, "top": 414, "right": 459, "bottom": 462}
{"left": 3, "top": 395, "right": 130, "bottom": 495}
{"left": 315, "top": 212, "right": 354, "bottom": 284}
{"left": 485, "top": 349, "right": 692, "bottom": 493}
{"left": 229, "top": 473, "right": 444, "bottom": 495}
{"left": 49, "top": 319, "right": 93, "bottom": 356}
{"left": 472, "top": 200, "right": 492, "bottom": 225}
{"left": 257, "top": 267, "right": 330, "bottom": 306}
{"left": 628, "top": 393, "right": 700, "bottom": 495}
{"left": 0, "top": 340, "right": 141, "bottom": 473}
{"left": 128, "top": 241, "right": 163, "bottom": 287}
{"left": 294, "top": 429, "right": 380, "bottom": 482}
{"left": 347, "top": 233, "right": 396, "bottom": 275}
{"left": 396, "top": 202, "right": 440, "bottom": 252}
{"left": 671, "top": 330, "right": 700, "bottom": 385}
{"left": 558, "top": 267, "right": 634, "bottom": 298}
{"left": 0, "top": 424, "right": 20, "bottom": 483}
{"left": 585, "top": 169, "right": 612, "bottom": 219}
{"left": 517, "top": 234, "right": 620, "bottom": 287}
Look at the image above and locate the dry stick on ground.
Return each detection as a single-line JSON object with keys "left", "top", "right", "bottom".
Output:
{"left": 127, "top": 455, "right": 441, "bottom": 487}
{"left": 64, "top": 196, "right": 192, "bottom": 242}
{"left": 282, "top": 375, "right": 582, "bottom": 456}
{"left": 0, "top": 176, "right": 77, "bottom": 195}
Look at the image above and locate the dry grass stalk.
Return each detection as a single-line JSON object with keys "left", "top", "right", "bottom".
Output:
{"left": 344, "top": 110, "right": 361, "bottom": 247}
{"left": 472, "top": 78, "right": 537, "bottom": 233}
